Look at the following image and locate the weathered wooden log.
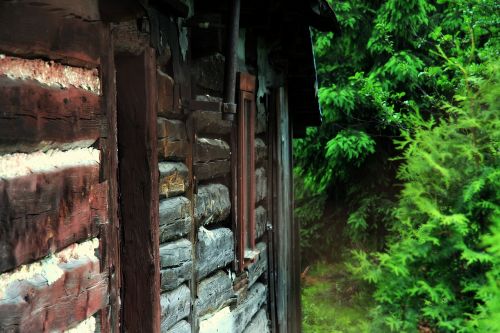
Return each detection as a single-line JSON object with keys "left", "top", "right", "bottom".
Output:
{"left": 158, "top": 138, "right": 188, "bottom": 161}
{"left": 159, "top": 162, "right": 189, "bottom": 197}
{"left": 166, "top": 320, "right": 191, "bottom": 333}
{"left": 160, "top": 239, "right": 193, "bottom": 291}
{"left": 255, "top": 167, "right": 267, "bottom": 203}
{"left": 0, "top": 2, "right": 104, "bottom": 68}
{"left": 0, "top": 254, "right": 108, "bottom": 332}
{"left": 192, "top": 110, "right": 232, "bottom": 136}
{"left": 160, "top": 284, "right": 191, "bottom": 331}
{"left": 159, "top": 196, "right": 192, "bottom": 242}
{"left": 195, "top": 137, "right": 230, "bottom": 163}
{"left": 194, "top": 160, "right": 231, "bottom": 181}
{"left": 255, "top": 206, "right": 267, "bottom": 240}
{"left": 157, "top": 70, "right": 181, "bottom": 118}
{"left": 232, "top": 283, "right": 267, "bottom": 333}
{"left": 157, "top": 117, "right": 187, "bottom": 161}
{"left": 255, "top": 138, "right": 267, "bottom": 164}
{"left": 242, "top": 308, "right": 270, "bottom": 333}
{"left": 0, "top": 77, "right": 102, "bottom": 153}
{"left": 0, "top": 166, "right": 106, "bottom": 273}
{"left": 197, "top": 227, "right": 234, "bottom": 280}
{"left": 195, "top": 184, "right": 231, "bottom": 226}
{"left": 247, "top": 243, "right": 267, "bottom": 288}
{"left": 157, "top": 118, "right": 186, "bottom": 140}
{"left": 195, "top": 270, "right": 234, "bottom": 317}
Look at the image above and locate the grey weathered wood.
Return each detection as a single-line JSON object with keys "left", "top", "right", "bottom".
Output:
{"left": 160, "top": 239, "right": 193, "bottom": 290}
{"left": 256, "top": 167, "right": 267, "bottom": 203}
{"left": 166, "top": 320, "right": 191, "bottom": 333}
{"left": 195, "top": 184, "right": 231, "bottom": 226}
{"left": 192, "top": 110, "right": 232, "bottom": 136}
{"left": 159, "top": 196, "right": 192, "bottom": 242}
{"left": 160, "top": 284, "right": 191, "bottom": 331}
{"left": 247, "top": 243, "right": 267, "bottom": 289}
{"left": 159, "top": 162, "right": 189, "bottom": 198}
{"left": 194, "top": 160, "right": 231, "bottom": 181}
{"left": 197, "top": 227, "right": 234, "bottom": 280}
{"left": 255, "top": 138, "right": 267, "bottom": 164}
{"left": 232, "top": 283, "right": 267, "bottom": 333}
{"left": 242, "top": 308, "right": 270, "bottom": 333}
{"left": 195, "top": 270, "right": 234, "bottom": 317}
{"left": 195, "top": 137, "right": 230, "bottom": 162}
{"left": 255, "top": 206, "right": 267, "bottom": 240}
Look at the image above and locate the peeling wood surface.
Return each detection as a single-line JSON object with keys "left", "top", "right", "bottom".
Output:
{"left": 195, "top": 137, "right": 230, "bottom": 163}
{"left": 166, "top": 320, "right": 191, "bottom": 333}
{"left": 195, "top": 270, "right": 234, "bottom": 317}
{"left": 0, "top": 257, "right": 108, "bottom": 332}
{"left": 160, "top": 284, "right": 191, "bottom": 332}
{"left": 159, "top": 196, "right": 192, "bottom": 242}
{"left": 192, "top": 110, "right": 232, "bottom": 136}
{"left": 160, "top": 239, "right": 193, "bottom": 291}
{"left": 0, "top": 2, "right": 104, "bottom": 68}
{"left": 197, "top": 227, "right": 234, "bottom": 280}
{"left": 232, "top": 283, "right": 267, "bottom": 333}
{"left": 242, "top": 308, "right": 270, "bottom": 333}
{"left": 0, "top": 166, "right": 105, "bottom": 273}
{"left": 0, "top": 77, "right": 102, "bottom": 153}
{"left": 194, "top": 184, "right": 231, "bottom": 226}
{"left": 159, "top": 162, "right": 189, "bottom": 197}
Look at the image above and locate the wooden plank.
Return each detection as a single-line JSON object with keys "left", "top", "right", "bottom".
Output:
{"left": 159, "top": 162, "right": 189, "bottom": 198}
{"left": 0, "top": 77, "right": 102, "bottom": 153}
{"left": 157, "top": 70, "right": 180, "bottom": 118}
{"left": 238, "top": 72, "right": 257, "bottom": 93}
{"left": 159, "top": 196, "right": 192, "bottom": 243}
{"left": 194, "top": 184, "right": 231, "bottom": 226}
{"left": 160, "top": 239, "right": 193, "bottom": 291}
{"left": 194, "top": 160, "right": 231, "bottom": 181}
{"left": 160, "top": 284, "right": 191, "bottom": 332}
{"left": 0, "top": 2, "right": 104, "bottom": 68}
{"left": 158, "top": 138, "right": 188, "bottom": 161}
{"left": 0, "top": 257, "right": 108, "bottom": 332}
{"left": 97, "top": 25, "right": 121, "bottom": 333}
{"left": 0, "top": 166, "right": 105, "bottom": 273}
{"left": 195, "top": 270, "right": 234, "bottom": 317}
{"left": 116, "top": 49, "right": 160, "bottom": 333}
{"left": 192, "top": 110, "right": 232, "bottom": 136}
{"left": 197, "top": 227, "right": 234, "bottom": 280}
{"left": 195, "top": 137, "right": 230, "bottom": 163}
{"left": 157, "top": 118, "right": 187, "bottom": 140}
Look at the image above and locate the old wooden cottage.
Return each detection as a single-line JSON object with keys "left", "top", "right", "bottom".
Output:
{"left": 0, "top": 0, "right": 338, "bottom": 332}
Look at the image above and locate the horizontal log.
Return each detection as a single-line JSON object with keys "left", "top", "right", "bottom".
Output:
{"left": 247, "top": 243, "right": 267, "bottom": 288}
{"left": 0, "top": 252, "right": 108, "bottom": 332}
{"left": 159, "top": 196, "right": 192, "bottom": 242}
{"left": 0, "top": 166, "right": 106, "bottom": 273}
{"left": 255, "top": 168, "right": 267, "bottom": 203}
{"left": 194, "top": 160, "right": 231, "bottom": 181}
{"left": 195, "top": 137, "right": 230, "bottom": 163}
{"left": 255, "top": 206, "right": 267, "bottom": 240}
{"left": 160, "top": 239, "right": 193, "bottom": 291}
{"left": 159, "top": 162, "right": 189, "bottom": 198}
{"left": 157, "top": 70, "right": 180, "bottom": 118}
{"left": 0, "top": 77, "right": 102, "bottom": 153}
{"left": 242, "top": 308, "right": 270, "bottom": 333}
{"left": 166, "top": 320, "right": 191, "bottom": 333}
{"left": 160, "top": 284, "right": 191, "bottom": 331}
{"left": 192, "top": 110, "right": 232, "bottom": 136}
{"left": 3, "top": 0, "right": 101, "bottom": 21}
{"left": 255, "top": 138, "right": 267, "bottom": 164}
{"left": 197, "top": 227, "right": 234, "bottom": 280}
{"left": 195, "top": 270, "right": 234, "bottom": 317}
{"left": 158, "top": 138, "right": 188, "bottom": 161}
{"left": 0, "top": 2, "right": 104, "bottom": 68}
{"left": 195, "top": 184, "right": 231, "bottom": 226}
{"left": 232, "top": 283, "right": 267, "bottom": 333}
{"left": 157, "top": 118, "right": 186, "bottom": 140}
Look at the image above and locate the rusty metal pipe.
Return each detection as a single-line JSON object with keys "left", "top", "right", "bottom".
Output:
{"left": 222, "top": 0, "right": 240, "bottom": 120}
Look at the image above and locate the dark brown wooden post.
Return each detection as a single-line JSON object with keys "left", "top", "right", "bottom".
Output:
{"left": 116, "top": 48, "right": 161, "bottom": 333}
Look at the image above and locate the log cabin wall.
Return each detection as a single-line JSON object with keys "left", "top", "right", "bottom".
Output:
{"left": 0, "top": 1, "right": 120, "bottom": 331}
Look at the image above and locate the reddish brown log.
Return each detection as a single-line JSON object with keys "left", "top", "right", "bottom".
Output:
{"left": 0, "top": 258, "right": 108, "bottom": 332}
{"left": 0, "top": 2, "right": 104, "bottom": 68}
{"left": 194, "top": 160, "right": 231, "bottom": 181}
{"left": 157, "top": 118, "right": 186, "bottom": 140}
{"left": 192, "top": 110, "right": 232, "bottom": 136}
{"left": 0, "top": 166, "right": 106, "bottom": 273}
{"left": 158, "top": 70, "right": 180, "bottom": 118}
{"left": 0, "top": 77, "right": 102, "bottom": 152}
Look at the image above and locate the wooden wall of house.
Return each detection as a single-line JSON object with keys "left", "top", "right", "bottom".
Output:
{"left": 0, "top": 1, "right": 120, "bottom": 331}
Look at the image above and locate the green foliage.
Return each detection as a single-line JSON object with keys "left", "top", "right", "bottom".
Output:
{"left": 295, "top": 0, "right": 500, "bottom": 331}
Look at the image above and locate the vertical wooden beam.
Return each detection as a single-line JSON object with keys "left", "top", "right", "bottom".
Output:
{"left": 116, "top": 48, "right": 160, "bottom": 333}
{"left": 99, "top": 23, "right": 121, "bottom": 333}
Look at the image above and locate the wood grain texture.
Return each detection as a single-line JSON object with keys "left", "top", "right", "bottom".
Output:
{"left": 232, "top": 283, "right": 267, "bottom": 333}
{"left": 159, "top": 196, "right": 192, "bottom": 243}
{"left": 157, "top": 70, "right": 180, "bottom": 118}
{"left": 255, "top": 167, "right": 267, "bottom": 203}
{"left": 116, "top": 49, "right": 160, "bottom": 333}
{"left": 159, "top": 239, "right": 193, "bottom": 291}
{"left": 194, "top": 160, "right": 231, "bottom": 181}
{"left": 165, "top": 320, "right": 191, "bottom": 333}
{"left": 0, "top": 77, "right": 102, "bottom": 153}
{"left": 0, "top": 166, "right": 105, "bottom": 273}
{"left": 242, "top": 308, "right": 270, "bottom": 333}
{"left": 255, "top": 206, "right": 267, "bottom": 240}
{"left": 195, "top": 270, "right": 234, "bottom": 317}
{"left": 195, "top": 137, "right": 230, "bottom": 162}
{"left": 159, "top": 162, "right": 189, "bottom": 198}
{"left": 0, "top": 2, "right": 104, "bottom": 68}
{"left": 0, "top": 257, "right": 108, "bottom": 332}
{"left": 246, "top": 243, "right": 268, "bottom": 288}
{"left": 192, "top": 110, "right": 232, "bottom": 136}
{"left": 197, "top": 227, "right": 234, "bottom": 280}
{"left": 160, "top": 284, "right": 191, "bottom": 332}
{"left": 194, "top": 184, "right": 231, "bottom": 226}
